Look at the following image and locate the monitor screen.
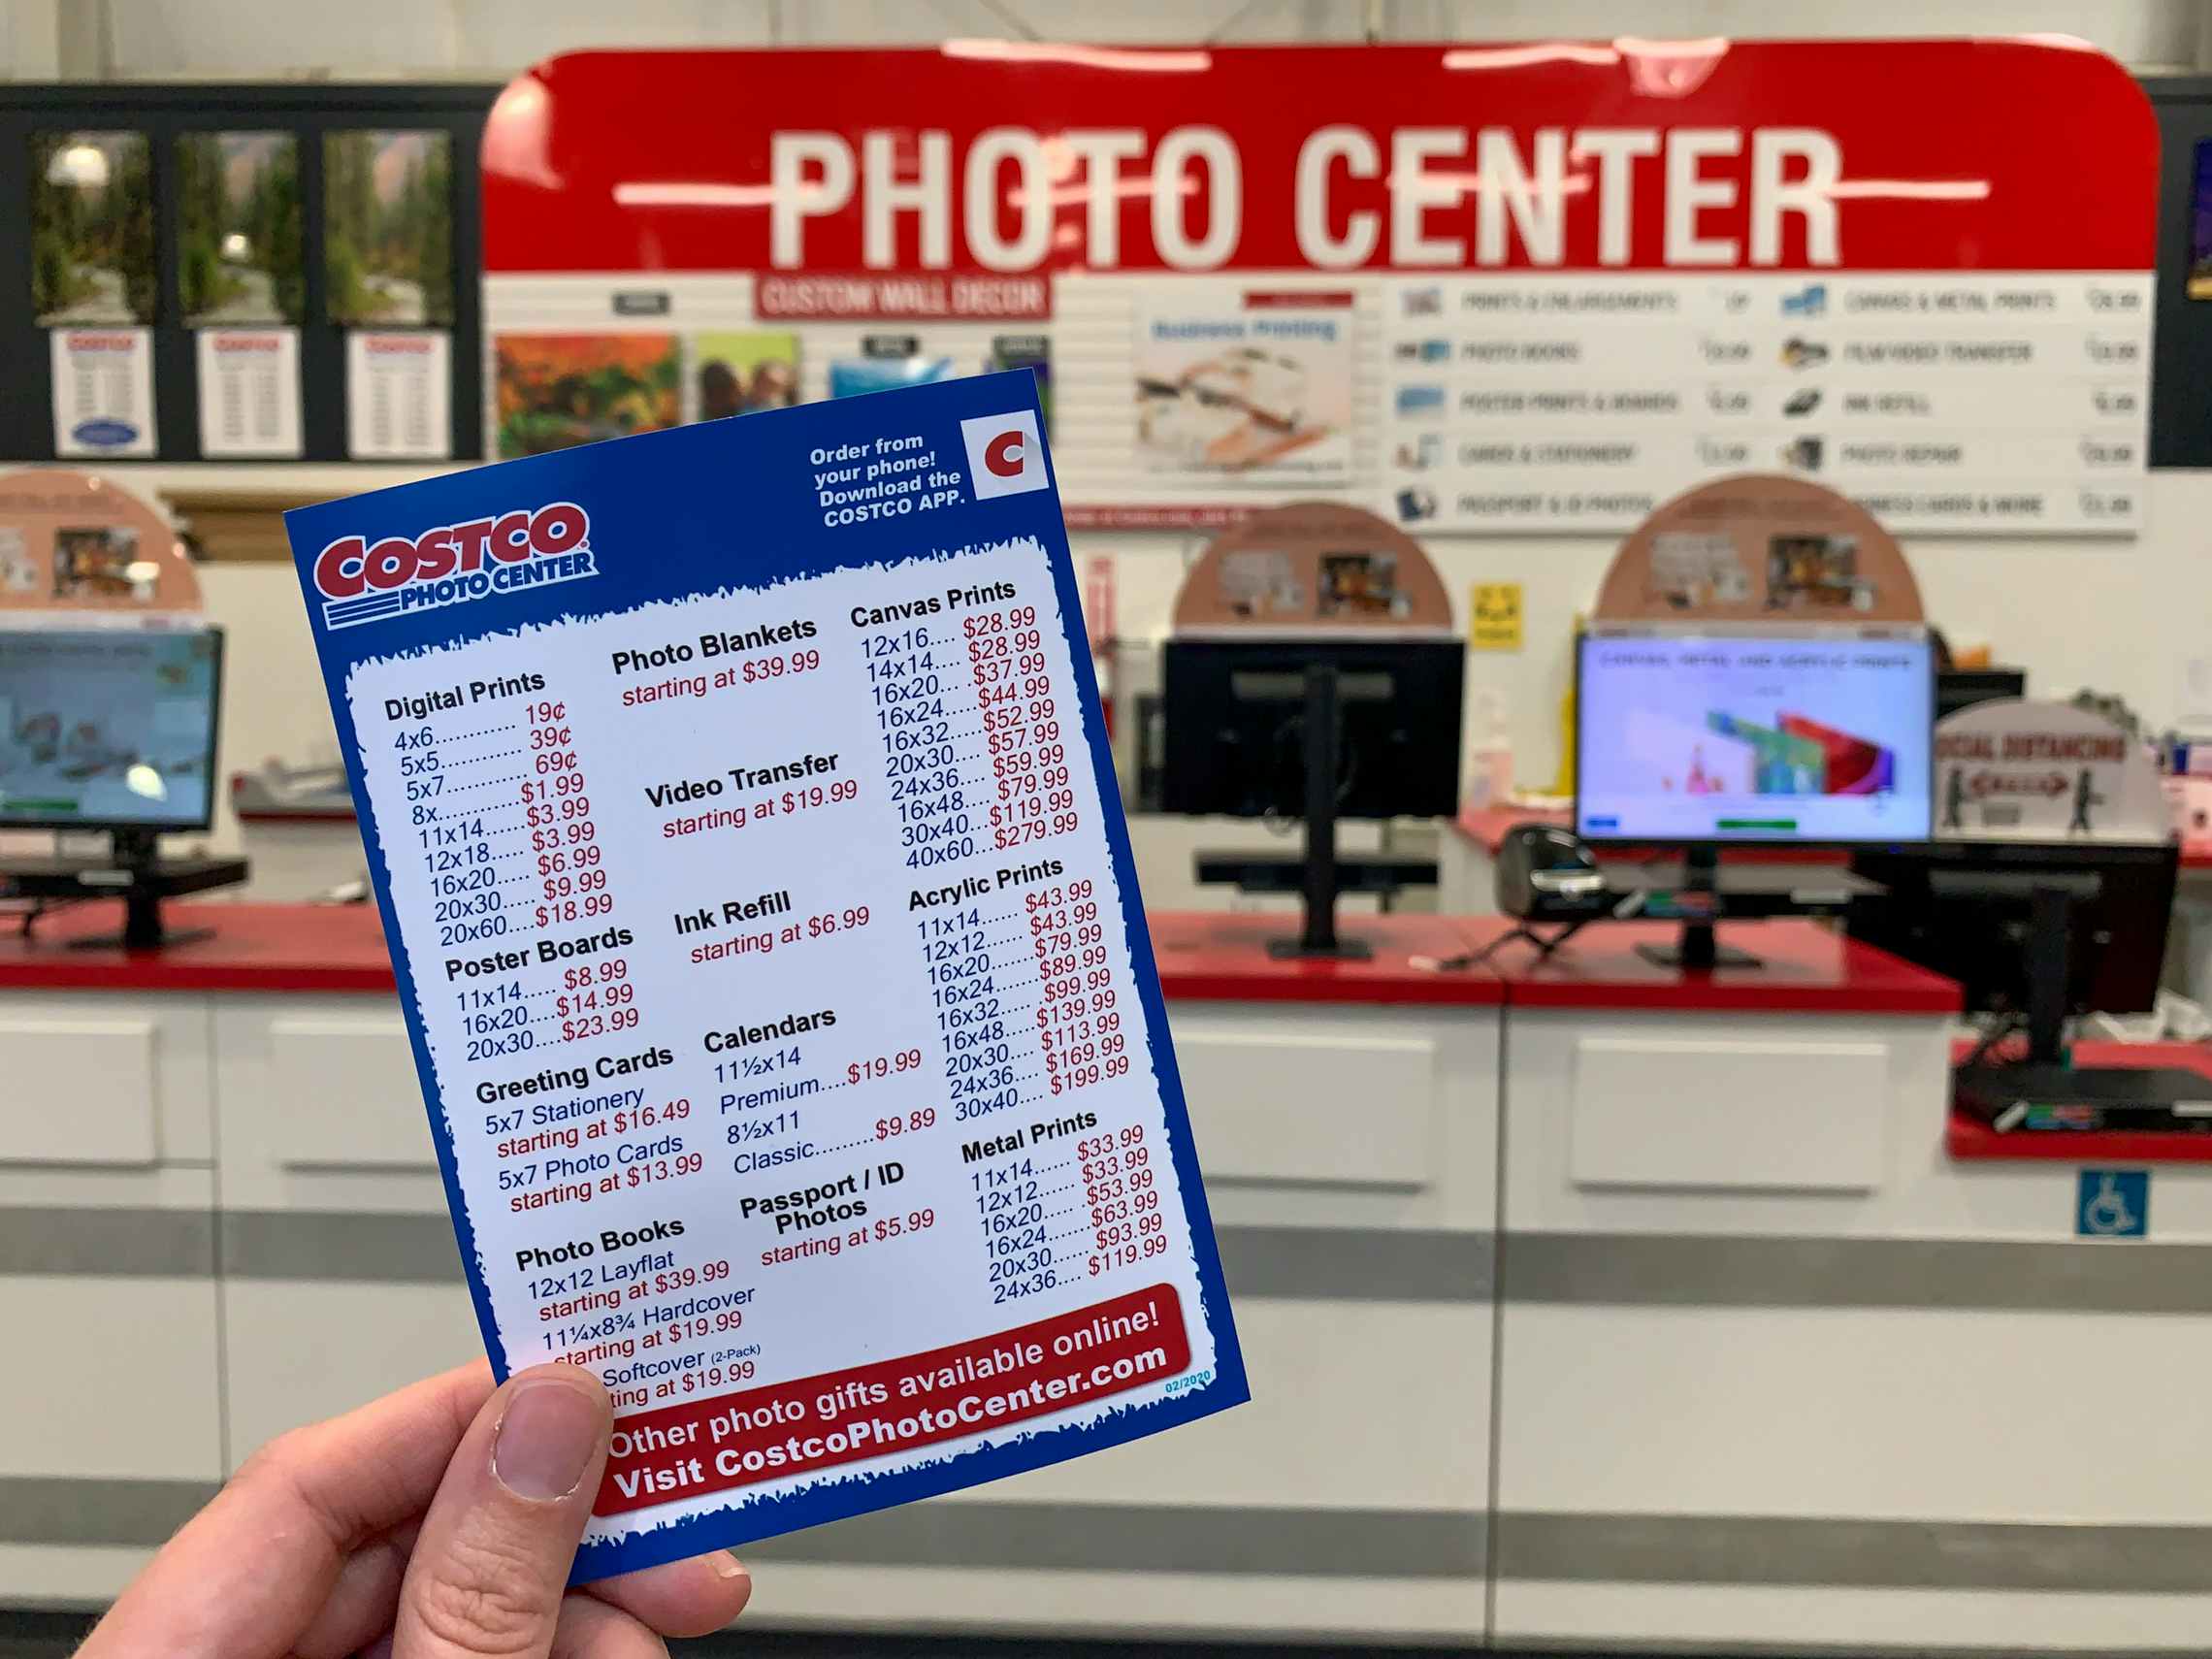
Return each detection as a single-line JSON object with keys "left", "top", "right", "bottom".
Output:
{"left": 1577, "top": 633, "right": 1934, "bottom": 845}
{"left": 1160, "top": 638, "right": 1464, "bottom": 820}
{"left": 0, "top": 628, "right": 223, "bottom": 831}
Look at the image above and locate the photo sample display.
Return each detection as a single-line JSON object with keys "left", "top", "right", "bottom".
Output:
{"left": 988, "top": 333, "right": 1052, "bottom": 430}
{"left": 179, "top": 132, "right": 304, "bottom": 326}
{"left": 829, "top": 335, "right": 959, "bottom": 398}
{"left": 1133, "top": 294, "right": 1352, "bottom": 483}
{"left": 694, "top": 331, "right": 799, "bottom": 419}
{"left": 30, "top": 131, "right": 156, "bottom": 326}
{"left": 494, "top": 334, "right": 680, "bottom": 458}
{"left": 325, "top": 130, "right": 454, "bottom": 327}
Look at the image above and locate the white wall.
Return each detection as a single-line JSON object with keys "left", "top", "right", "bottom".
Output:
{"left": 17, "top": 0, "right": 2207, "bottom": 80}
{"left": 0, "top": 5, "right": 61, "bottom": 78}
{"left": 25, "top": 0, "right": 2212, "bottom": 855}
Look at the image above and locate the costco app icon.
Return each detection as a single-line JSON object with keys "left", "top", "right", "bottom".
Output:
{"left": 960, "top": 411, "right": 1047, "bottom": 501}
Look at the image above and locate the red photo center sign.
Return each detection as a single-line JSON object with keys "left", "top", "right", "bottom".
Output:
{"left": 482, "top": 40, "right": 2155, "bottom": 535}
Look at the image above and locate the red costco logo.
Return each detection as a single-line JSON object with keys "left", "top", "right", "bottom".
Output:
{"left": 312, "top": 502, "right": 599, "bottom": 630}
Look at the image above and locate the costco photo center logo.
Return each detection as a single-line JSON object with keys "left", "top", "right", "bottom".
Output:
{"left": 313, "top": 502, "right": 597, "bottom": 630}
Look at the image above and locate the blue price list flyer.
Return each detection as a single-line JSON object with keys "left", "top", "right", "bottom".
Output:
{"left": 286, "top": 374, "right": 1246, "bottom": 1578}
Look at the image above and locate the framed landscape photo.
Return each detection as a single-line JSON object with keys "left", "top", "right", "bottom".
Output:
{"left": 30, "top": 130, "right": 155, "bottom": 326}
{"left": 324, "top": 128, "right": 454, "bottom": 327}
{"left": 178, "top": 131, "right": 303, "bottom": 326}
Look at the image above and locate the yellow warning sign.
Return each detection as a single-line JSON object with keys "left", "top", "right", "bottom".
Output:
{"left": 1470, "top": 582, "right": 1523, "bottom": 651}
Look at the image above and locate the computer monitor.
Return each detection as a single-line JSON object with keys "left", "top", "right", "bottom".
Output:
{"left": 1850, "top": 840, "right": 2175, "bottom": 1031}
{"left": 1936, "top": 667, "right": 2026, "bottom": 722}
{"left": 1161, "top": 636, "right": 1464, "bottom": 958}
{"left": 1576, "top": 631, "right": 1936, "bottom": 848}
{"left": 1848, "top": 839, "right": 2194, "bottom": 1119}
{"left": 0, "top": 627, "right": 223, "bottom": 833}
{"left": 1161, "top": 637, "right": 1464, "bottom": 821}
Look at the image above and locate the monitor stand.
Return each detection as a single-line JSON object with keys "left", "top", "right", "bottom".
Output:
{"left": 2, "top": 830, "right": 247, "bottom": 951}
{"left": 1269, "top": 662, "right": 1369, "bottom": 960}
{"left": 1961, "top": 890, "right": 2212, "bottom": 1123}
{"left": 1947, "top": 879, "right": 2212, "bottom": 1128}
{"left": 1633, "top": 847, "right": 1761, "bottom": 971}
{"left": 2022, "top": 881, "right": 2072, "bottom": 1066}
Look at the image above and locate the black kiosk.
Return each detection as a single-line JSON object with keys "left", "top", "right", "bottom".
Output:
{"left": 1155, "top": 504, "right": 1466, "bottom": 960}
{"left": 1850, "top": 696, "right": 2203, "bottom": 1123}
{"left": 1162, "top": 636, "right": 1464, "bottom": 958}
{"left": 1852, "top": 837, "right": 2196, "bottom": 1118}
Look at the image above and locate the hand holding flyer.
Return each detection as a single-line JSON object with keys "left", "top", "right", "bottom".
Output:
{"left": 284, "top": 372, "right": 1246, "bottom": 1579}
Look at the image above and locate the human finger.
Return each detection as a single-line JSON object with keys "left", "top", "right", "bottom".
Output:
{"left": 78, "top": 1363, "right": 493, "bottom": 1659}
{"left": 550, "top": 1593, "right": 670, "bottom": 1659}
{"left": 315, "top": 1552, "right": 679, "bottom": 1659}
{"left": 322, "top": 1593, "right": 670, "bottom": 1659}
{"left": 583, "top": 1547, "right": 751, "bottom": 1638}
{"left": 392, "top": 1364, "right": 610, "bottom": 1658}
{"left": 291, "top": 1519, "right": 419, "bottom": 1659}
{"left": 303, "top": 1425, "right": 754, "bottom": 1649}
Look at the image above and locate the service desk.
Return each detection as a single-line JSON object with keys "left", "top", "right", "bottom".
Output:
{"left": 14, "top": 900, "right": 2212, "bottom": 1651}
{"left": 0, "top": 902, "right": 1502, "bottom": 1644}
{"left": 1439, "top": 803, "right": 1848, "bottom": 915}
{"left": 1445, "top": 810, "right": 2212, "bottom": 1013}
{"left": 1469, "top": 916, "right": 2212, "bottom": 1655}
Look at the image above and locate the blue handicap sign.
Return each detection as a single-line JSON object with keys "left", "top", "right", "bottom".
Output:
{"left": 2076, "top": 1169, "right": 2150, "bottom": 1238}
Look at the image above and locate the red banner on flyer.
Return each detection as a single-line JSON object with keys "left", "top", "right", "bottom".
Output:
{"left": 595, "top": 1284, "right": 1190, "bottom": 1516}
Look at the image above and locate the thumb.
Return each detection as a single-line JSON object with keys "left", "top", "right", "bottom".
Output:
{"left": 394, "top": 1364, "right": 612, "bottom": 1659}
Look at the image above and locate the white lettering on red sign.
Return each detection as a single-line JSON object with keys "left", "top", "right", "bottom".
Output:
{"left": 766, "top": 124, "right": 1843, "bottom": 273}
